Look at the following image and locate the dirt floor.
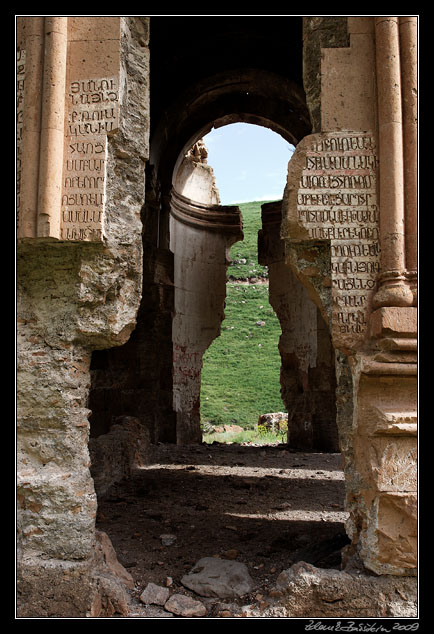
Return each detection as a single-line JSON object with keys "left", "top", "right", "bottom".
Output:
{"left": 95, "top": 440, "right": 351, "bottom": 618}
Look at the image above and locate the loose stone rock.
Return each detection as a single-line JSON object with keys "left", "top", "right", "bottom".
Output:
{"left": 223, "top": 549, "right": 238, "bottom": 560}
{"left": 139, "top": 582, "right": 170, "bottom": 606}
{"left": 164, "top": 593, "right": 207, "bottom": 617}
{"left": 181, "top": 557, "right": 255, "bottom": 598}
{"left": 160, "top": 534, "right": 177, "bottom": 546}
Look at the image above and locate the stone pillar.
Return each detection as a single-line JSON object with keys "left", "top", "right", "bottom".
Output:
{"left": 282, "top": 16, "right": 417, "bottom": 576}
{"left": 399, "top": 17, "right": 418, "bottom": 303}
{"left": 351, "top": 308, "right": 417, "bottom": 575}
{"left": 357, "top": 19, "right": 418, "bottom": 574}
{"left": 16, "top": 17, "right": 150, "bottom": 616}
{"left": 259, "top": 201, "right": 338, "bottom": 452}
{"left": 170, "top": 189, "right": 243, "bottom": 444}
{"left": 37, "top": 17, "right": 68, "bottom": 238}
{"left": 372, "top": 17, "right": 413, "bottom": 308}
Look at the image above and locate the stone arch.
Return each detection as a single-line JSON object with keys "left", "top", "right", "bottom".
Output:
{"left": 146, "top": 63, "right": 338, "bottom": 448}
{"left": 150, "top": 68, "right": 310, "bottom": 202}
{"left": 85, "top": 19, "right": 341, "bottom": 508}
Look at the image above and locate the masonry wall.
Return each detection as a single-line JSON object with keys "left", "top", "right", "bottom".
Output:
{"left": 281, "top": 16, "right": 417, "bottom": 576}
{"left": 16, "top": 15, "right": 418, "bottom": 617}
{"left": 87, "top": 172, "right": 176, "bottom": 447}
{"left": 259, "top": 201, "right": 338, "bottom": 452}
{"left": 17, "top": 17, "right": 151, "bottom": 616}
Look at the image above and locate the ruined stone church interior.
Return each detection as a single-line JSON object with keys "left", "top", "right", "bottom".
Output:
{"left": 16, "top": 15, "right": 418, "bottom": 619}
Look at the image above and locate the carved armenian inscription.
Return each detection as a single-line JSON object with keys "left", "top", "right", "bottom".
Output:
{"left": 60, "top": 78, "right": 119, "bottom": 241}
{"left": 288, "top": 132, "right": 380, "bottom": 347}
{"left": 16, "top": 49, "right": 25, "bottom": 221}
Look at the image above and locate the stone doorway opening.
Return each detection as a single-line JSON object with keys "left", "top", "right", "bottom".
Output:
{"left": 170, "top": 124, "right": 339, "bottom": 451}
{"left": 197, "top": 125, "right": 291, "bottom": 445}
{"left": 171, "top": 124, "right": 289, "bottom": 446}
{"left": 87, "top": 119, "right": 349, "bottom": 614}
{"left": 86, "top": 23, "right": 349, "bottom": 611}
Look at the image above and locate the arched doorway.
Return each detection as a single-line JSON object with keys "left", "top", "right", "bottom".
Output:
{"left": 88, "top": 15, "right": 340, "bottom": 458}
{"left": 82, "top": 17, "right": 353, "bottom": 616}
{"left": 168, "top": 121, "right": 338, "bottom": 451}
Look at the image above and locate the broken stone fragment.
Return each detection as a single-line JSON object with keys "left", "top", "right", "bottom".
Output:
{"left": 160, "top": 534, "right": 177, "bottom": 546}
{"left": 181, "top": 557, "right": 255, "bottom": 598}
{"left": 164, "top": 593, "right": 207, "bottom": 617}
{"left": 139, "top": 582, "right": 170, "bottom": 606}
{"left": 95, "top": 530, "right": 134, "bottom": 589}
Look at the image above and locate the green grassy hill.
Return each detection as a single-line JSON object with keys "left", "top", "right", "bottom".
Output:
{"left": 200, "top": 200, "right": 286, "bottom": 439}
{"left": 227, "top": 200, "right": 269, "bottom": 280}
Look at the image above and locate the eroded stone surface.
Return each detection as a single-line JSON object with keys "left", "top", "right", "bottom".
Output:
{"left": 181, "top": 557, "right": 255, "bottom": 598}
{"left": 16, "top": 16, "right": 418, "bottom": 618}
{"left": 273, "top": 561, "right": 417, "bottom": 618}
{"left": 164, "top": 594, "right": 207, "bottom": 617}
{"left": 16, "top": 17, "right": 150, "bottom": 618}
{"left": 139, "top": 582, "right": 170, "bottom": 606}
{"left": 282, "top": 131, "right": 380, "bottom": 352}
{"left": 89, "top": 416, "right": 151, "bottom": 498}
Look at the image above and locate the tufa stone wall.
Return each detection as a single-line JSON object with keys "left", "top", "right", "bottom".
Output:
{"left": 17, "top": 17, "right": 150, "bottom": 616}
{"left": 16, "top": 15, "right": 418, "bottom": 617}
{"left": 281, "top": 18, "right": 417, "bottom": 577}
{"left": 259, "top": 200, "right": 338, "bottom": 451}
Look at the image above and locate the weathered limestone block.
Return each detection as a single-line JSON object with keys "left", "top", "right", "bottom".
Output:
{"left": 355, "top": 435, "right": 417, "bottom": 493}
{"left": 164, "top": 594, "right": 207, "bottom": 617}
{"left": 257, "top": 412, "right": 288, "bottom": 434}
{"left": 273, "top": 561, "right": 417, "bottom": 617}
{"left": 17, "top": 530, "right": 134, "bottom": 618}
{"left": 370, "top": 306, "right": 417, "bottom": 340}
{"left": 282, "top": 131, "right": 379, "bottom": 353}
{"left": 360, "top": 492, "right": 417, "bottom": 575}
{"left": 302, "top": 17, "right": 349, "bottom": 133}
{"left": 321, "top": 17, "right": 377, "bottom": 133}
{"left": 181, "top": 557, "right": 255, "bottom": 598}
{"left": 17, "top": 557, "right": 96, "bottom": 618}
{"left": 140, "top": 582, "right": 170, "bottom": 606}
{"left": 17, "top": 469, "right": 96, "bottom": 561}
{"left": 350, "top": 368, "right": 417, "bottom": 576}
{"left": 16, "top": 17, "right": 150, "bottom": 617}
{"left": 89, "top": 416, "right": 151, "bottom": 498}
{"left": 17, "top": 328, "right": 96, "bottom": 561}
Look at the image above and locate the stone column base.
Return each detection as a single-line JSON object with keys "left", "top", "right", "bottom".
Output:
{"left": 17, "top": 531, "right": 134, "bottom": 618}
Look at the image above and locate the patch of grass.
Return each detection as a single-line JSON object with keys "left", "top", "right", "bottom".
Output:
{"left": 202, "top": 428, "right": 284, "bottom": 445}
{"left": 200, "top": 199, "right": 286, "bottom": 437}
{"left": 227, "top": 200, "right": 274, "bottom": 280}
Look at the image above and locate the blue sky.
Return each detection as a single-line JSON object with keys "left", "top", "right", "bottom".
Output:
{"left": 203, "top": 122, "right": 295, "bottom": 205}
